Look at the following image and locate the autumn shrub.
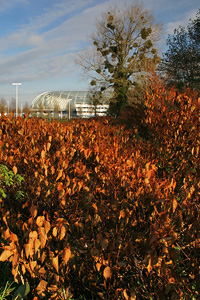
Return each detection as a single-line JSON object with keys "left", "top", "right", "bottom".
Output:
{"left": 144, "top": 83, "right": 200, "bottom": 298}
{"left": 118, "top": 103, "right": 149, "bottom": 139}
{"left": 0, "top": 94, "right": 199, "bottom": 300}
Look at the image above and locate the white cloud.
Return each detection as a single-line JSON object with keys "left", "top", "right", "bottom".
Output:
{"left": 165, "top": 9, "right": 198, "bottom": 35}
{"left": 25, "top": 34, "right": 44, "bottom": 47}
{"left": 0, "top": 0, "right": 110, "bottom": 83}
{"left": 0, "top": 0, "right": 95, "bottom": 50}
{"left": 24, "top": 0, "right": 94, "bottom": 32}
{"left": 0, "top": 0, "right": 199, "bottom": 104}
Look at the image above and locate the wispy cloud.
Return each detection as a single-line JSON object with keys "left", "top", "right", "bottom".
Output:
{"left": 25, "top": 0, "right": 95, "bottom": 32}
{"left": 0, "top": 0, "right": 97, "bottom": 84}
{"left": 0, "top": 0, "right": 95, "bottom": 51}
{"left": 0, "top": 0, "right": 28, "bottom": 13}
{"left": 0, "top": 0, "right": 199, "bottom": 103}
{"left": 165, "top": 9, "right": 198, "bottom": 35}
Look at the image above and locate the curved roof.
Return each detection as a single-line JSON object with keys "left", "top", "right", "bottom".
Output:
{"left": 31, "top": 91, "right": 89, "bottom": 111}
{"left": 31, "top": 91, "right": 110, "bottom": 111}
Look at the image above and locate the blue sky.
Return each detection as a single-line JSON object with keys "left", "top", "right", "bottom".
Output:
{"left": 0, "top": 0, "right": 199, "bottom": 105}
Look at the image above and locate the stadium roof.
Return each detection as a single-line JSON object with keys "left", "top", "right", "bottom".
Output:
{"left": 31, "top": 91, "right": 110, "bottom": 111}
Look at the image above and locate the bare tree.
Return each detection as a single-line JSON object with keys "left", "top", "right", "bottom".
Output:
{"left": 77, "top": 3, "right": 162, "bottom": 116}
{"left": 0, "top": 97, "right": 7, "bottom": 114}
{"left": 23, "top": 101, "right": 30, "bottom": 114}
{"left": 10, "top": 97, "right": 16, "bottom": 114}
{"left": 88, "top": 88, "right": 105, "bottom": 116}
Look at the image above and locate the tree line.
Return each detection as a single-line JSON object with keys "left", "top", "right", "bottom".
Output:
{"left": 77, "top": 4, "right": 200, "bottom": 117}
{"left": 0, "top": 97, "right": 30, "bottom": 115}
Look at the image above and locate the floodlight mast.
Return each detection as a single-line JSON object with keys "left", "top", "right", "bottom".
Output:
{"left": 12, "top": 83, "right": 21, "bottom": 117}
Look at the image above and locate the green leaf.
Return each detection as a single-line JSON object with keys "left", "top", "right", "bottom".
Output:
{"left": 12, "top": 282, "right": 30, "bottom": 300}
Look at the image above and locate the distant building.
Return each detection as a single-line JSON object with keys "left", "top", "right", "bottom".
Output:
{"left": 30, "top": 91, "right": 110, "bottom": 118}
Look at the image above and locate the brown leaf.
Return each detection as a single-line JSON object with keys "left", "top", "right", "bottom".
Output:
{"left": 4, "top": 229, "right": 10, "bottom": 239}
{"left": 52, "top": 227, "right": 58, "bottom": 237}
{"left": 56, "top": 169, "right": 63, "bottom": 181}
{"left": 147, "top": 169, "right": 155, "bottom": 180}
{"left": 30, "top": 260, "right": 37, "bottom": 272}
{"left": 130, "top": 290, "right": 137, "bottom": 300}
{"left": 38, "top": 227, "right": 47, "bottom": 249}
{"left": 149, "top": 233, "right": 158, "bottom": 245}
{"left": 24, "top": 240, "right": 34, "bottom": 259}
{"left": 100, "top": 238, "right": 109, "bottom": 250}
{"left": 119, "top": 209, "right": 126, "bottom": 219}
{"left": 29, "top": 231, "right": 38, "bottom": 239}
{"left": 59, "top": 225, "right": 66, "bottom": 240}
{"left": 36, "top": 216, "right": 45, "bottom": 227}
{"left": 0, "top": 249, "right": 13, "bottom": 261}
{"left": 137, "top": 168, "right": 142, "bottom": 179}
{"left": 11, "top": 263, "right": 19, "bottom": 279}
{"left": 57, "top": 182, "right": 63, "bottom": 191}
{"left": 147, "top": 257, "right": 152, "bottom": 273}
{"left": 90, "top": 248, "right": 100, "bottom": 257}
{"left": 30, "top": 205, "right": 38, "bottom": 218}
{"left": 96, "top": 263, "right": 102, "bottom": 272}
{"left": 35, "top": 239, "right": 41, "bottom": 253}
{"left": 92, "top": 203, "right": 98, "bottom": 212}
{"left": 60, "top": 198, "right": 66, "bottom": 206}
{"left": 51, "top": 166, "right": 55, "bottom": 175}
{"left": 10, "top": 232, "right": 18, "bottom": 242}
{"left": 2, "top": 214, "right": 8, "bottom": 227}
{"left": 62, "top": 247, "right": 71, "bottom": 265}
{"left": 38, "top": 267, "right": 46, "bottom": 278}
{"left": 96, "top": 233, "right": 103, "bottom": 244}
{"left": 123, "top": 289, "right": 129, "bottom": 300}
{"left": 21, "top": 264, "right": 26, "bottom": 275}
{"left": 44, "top": 220, "right": 51, "bottom": 234}
{"left": 40, "top": 251, "right": 47, "bottom": 264}
{"left": 36, "top": 280, "right": 48, "bottom": 294}
{"left": 103, "top": 266, "right": 112, "bottom": 280}
{"left": 172, "top": 198, "right": 178, "bottom": 213}
{"left": 52, "top": 255, "right": 59, "bottom": 273}
{"left": 47, "top": 142, "right": 51, "bottom": 151}
{"left": 13, "top": 166, "right": 17, "bottom": 175}
{"left": 41, "top": 150, "right": 45, "bottom": 159}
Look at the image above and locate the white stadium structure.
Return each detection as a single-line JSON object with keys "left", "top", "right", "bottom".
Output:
{"left": 30, "top": 91, "right": 110, "bottom": 118}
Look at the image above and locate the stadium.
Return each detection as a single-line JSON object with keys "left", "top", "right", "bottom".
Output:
{"left": 30, "top": 91, "right": 110, "bottom": 118}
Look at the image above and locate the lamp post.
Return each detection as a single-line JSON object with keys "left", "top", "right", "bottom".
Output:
{"left": 12, "top": 83, "right": 21, "bottom": 117}
{"left": 68, "top": 99, "right": 72, "bottom": 120}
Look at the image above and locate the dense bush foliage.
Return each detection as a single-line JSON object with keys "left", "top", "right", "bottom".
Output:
{"left": 159, "top": 9, "right": 200, "bottom": 93}
{"left": 0, "top": 84, "right": 199, "bottom": 299}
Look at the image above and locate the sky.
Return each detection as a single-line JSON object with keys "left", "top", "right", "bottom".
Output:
{"left": 0, "top": 0, "right": 199, "bottom": 106}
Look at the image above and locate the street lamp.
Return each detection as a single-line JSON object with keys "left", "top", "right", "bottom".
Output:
{"left": 12, "top": 83, "right": 21, "bottom": 117}
{"left": 68, "top": 99, "right": 72, "bottom": 120}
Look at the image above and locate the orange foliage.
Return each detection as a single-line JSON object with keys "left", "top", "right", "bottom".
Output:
{"left": 0, "top": 88, "right": 199, "bottom": 299}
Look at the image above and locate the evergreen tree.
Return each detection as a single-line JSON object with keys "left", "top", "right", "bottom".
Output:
{"left": 159, "top": 10, "right": 200, "bottom": 93}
